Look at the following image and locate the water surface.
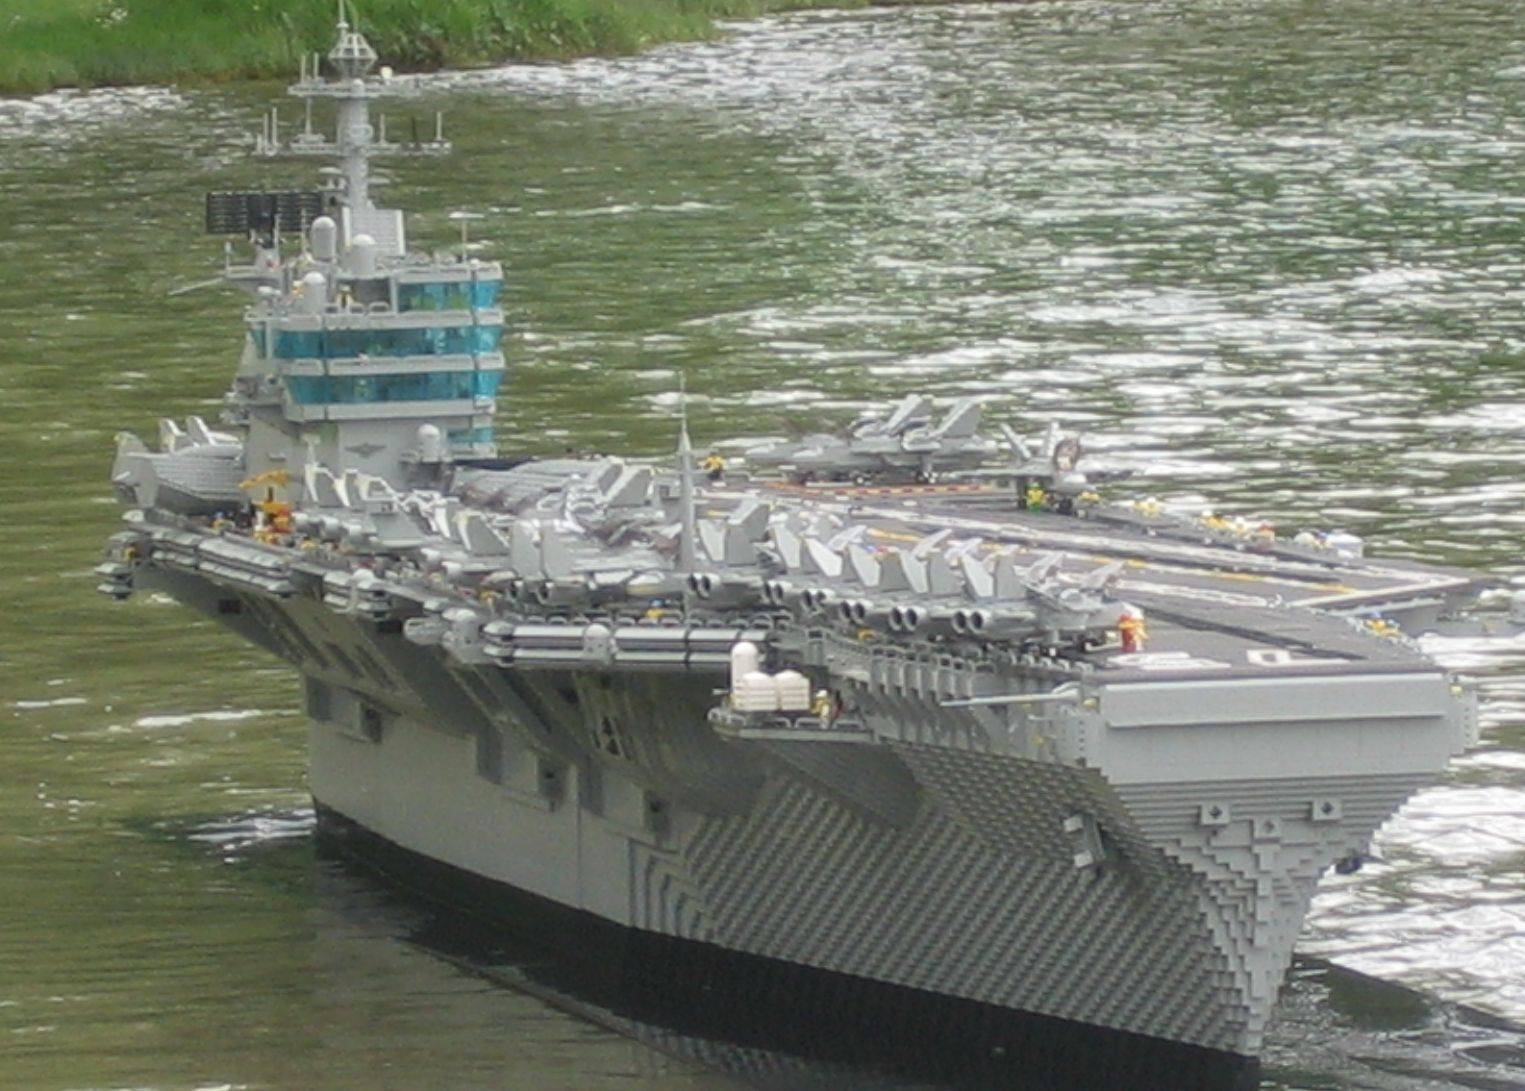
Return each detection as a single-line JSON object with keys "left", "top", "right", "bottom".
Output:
{"left": 3, "top": 2, "right": 1525, "bottom": 1088}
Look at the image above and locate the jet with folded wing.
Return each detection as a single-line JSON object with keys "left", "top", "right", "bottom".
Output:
{"left": 747, "top": 395, "right": 998, "bottom": 483}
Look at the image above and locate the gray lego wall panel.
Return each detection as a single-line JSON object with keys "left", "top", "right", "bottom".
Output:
{"left": 578, "top": 803, "right": 638, "bottom": 924}
{"left": 308, "top": 717, "right": 594, "bottom": 914}
{"left": 683, "top": 751, "right": 1253, "bottom": 1053}
{"left": 1101, "top": 674, "right": 1448, "bottom": 728}
{"left": 1099, "top": 715, "right": 1458, "bottom": 784}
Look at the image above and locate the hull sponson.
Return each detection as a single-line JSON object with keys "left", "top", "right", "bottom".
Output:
{"left": 314, "top": 804, "right": 1261, "bottom": 1091}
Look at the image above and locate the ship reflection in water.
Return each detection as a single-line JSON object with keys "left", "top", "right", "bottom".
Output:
{"left": 225, "top": 811, "right": 1517, "bottom": 1091}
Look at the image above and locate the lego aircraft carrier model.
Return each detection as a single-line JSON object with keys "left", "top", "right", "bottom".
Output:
{"left": 99, "top": 15, "right": 1518, "bottom": 1074}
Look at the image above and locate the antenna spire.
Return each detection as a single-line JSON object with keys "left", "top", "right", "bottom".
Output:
{"left": 677, "top": 377, "right": 697, "bottom": 573}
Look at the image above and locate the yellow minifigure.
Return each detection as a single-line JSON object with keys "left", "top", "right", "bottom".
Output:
{"left": 1118, "top": 606, "right": 1148, "bottom": 653}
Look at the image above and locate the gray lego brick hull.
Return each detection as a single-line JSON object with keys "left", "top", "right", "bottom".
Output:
{"left": 299, "top": 675, "right": 1288, "bottom": 1056}
{"left": 144, "top": 566, "right": 1432, "bottom": 1058}
{"left": 305, "top": 702, "right": 1405, "bottom": 1057}
{"left": 680, "top": 749, "right": 1242, "bottom": 1050}
{"left": 313, "top": 802, "right": 1263, "bottom": 1091}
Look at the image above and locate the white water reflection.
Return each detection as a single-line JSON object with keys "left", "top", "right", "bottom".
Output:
{"left": 4, "top": 1, "right": 1525, "bottom": 1086}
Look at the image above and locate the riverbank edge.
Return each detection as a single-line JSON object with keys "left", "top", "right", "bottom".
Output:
{"left": 0, "top": 0, "right": 953, "bottom": 96}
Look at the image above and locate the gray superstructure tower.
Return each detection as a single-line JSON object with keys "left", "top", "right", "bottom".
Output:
{"left": 220, "top": 9, "right": 505, "bottom": 492}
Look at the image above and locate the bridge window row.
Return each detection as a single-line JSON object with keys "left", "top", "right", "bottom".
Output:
{"left": 274, "top": 324, "right": 503, "bottom": 360}
{"left": 285, "top": 371, "right": 505, "bottom": 405}
{"left": 397, "top": 280, "right": 502, "bottom": 312}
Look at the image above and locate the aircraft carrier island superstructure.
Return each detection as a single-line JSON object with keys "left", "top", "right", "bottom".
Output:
{"left": 99, "top": 17, "right": 1502, "bottom": 1087}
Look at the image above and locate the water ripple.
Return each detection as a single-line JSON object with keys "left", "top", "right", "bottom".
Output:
{"left": 4, "top": 1, "right": 1525, "bottom": 1085}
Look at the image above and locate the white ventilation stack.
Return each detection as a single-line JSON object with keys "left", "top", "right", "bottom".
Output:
{"left": 310, "top": 215, "right": 338, "bottom": 262}
{"left": 729, "top": 641, "right": 760, "bottom": 687}
{"left": 729, "top": 641, "right": 783, "bottom": 711}
{"left": 300, "top": 271, "right": 328, "bottom": 314}
{"left": 734, "top": 671, "right": 782, "bottom": 712}
{"left": 416, "top": 423, "right": 444, "bottom": 464}
{"left": 348, "top": 233, "right": 377, "bottom": 276}
{"left": 775, "top": 670, "right": 811, "bottom": 712}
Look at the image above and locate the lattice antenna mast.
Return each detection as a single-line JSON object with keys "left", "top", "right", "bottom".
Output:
{"left": 252, "top": 1, "right": 449, "bottom": 252}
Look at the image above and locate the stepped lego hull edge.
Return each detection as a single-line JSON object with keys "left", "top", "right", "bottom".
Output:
{"left": 312, "top": 808, "right": 1263, "bottom": 1091}
{"left": 142, "top": 561, "right": 1462, "bottom": 1060}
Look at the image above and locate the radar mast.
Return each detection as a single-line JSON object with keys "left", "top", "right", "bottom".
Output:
{"left": 253, "top": 0, "right": 450, "bottom": 256}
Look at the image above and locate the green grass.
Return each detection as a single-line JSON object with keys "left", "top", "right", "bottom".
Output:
{"left": 0, "top": 0, "right": 877, "bottom": 95}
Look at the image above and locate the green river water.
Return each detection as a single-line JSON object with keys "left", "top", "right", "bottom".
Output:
{"left": 3, "top": 2, "right": 1525, "bottom": 1088}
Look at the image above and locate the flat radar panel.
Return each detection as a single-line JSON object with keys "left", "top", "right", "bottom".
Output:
{"left": 205, "top": 191, "right": 326, "bottom": 236}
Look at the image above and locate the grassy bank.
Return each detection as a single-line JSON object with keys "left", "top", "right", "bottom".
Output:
{"left": 0, "top": 0, "right": 878, "bottom": 95}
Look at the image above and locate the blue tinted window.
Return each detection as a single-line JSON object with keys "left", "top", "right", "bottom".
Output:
{"left": 248, "top": 328, "right": 267, "bottom": 356}
{"left": 287, "top": 371, "right": 492, "bottom": 405}
{"left": 273, "top": 323, "right": 503, "bottom": 359}
{"left": 448, "top": 426, "right": 496, "bottom": 448}
{"left": 398, "top": 282, "right": 470, "bottom": 312}
{"left": 274, "top": 330, "right": 322, "bottom": 359}
{"left": 398, "top": 280, "right": 501, "bottom": 312}
{"left": 470, "top": 280, "right": 502, "bottom": 308}
{"left": 474, "top": 371, "right": 504, "bottom": 399}
{"left": 285, "top": 376, "right": 330, "bottom": 404}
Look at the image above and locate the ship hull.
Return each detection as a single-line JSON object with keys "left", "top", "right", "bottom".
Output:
{"left": 134, "top": 555, "right": 1453, "bottom": 1077}
{"left": 314, "top": 802, "right": 1261, "bottom": 1091}
{"left": 295, "top": 650, "right": 1348, "bottom": 1066}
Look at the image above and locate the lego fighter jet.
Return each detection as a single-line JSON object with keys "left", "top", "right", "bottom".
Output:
{"left": 747, "top": 395, "right": 999, "bottom": 484}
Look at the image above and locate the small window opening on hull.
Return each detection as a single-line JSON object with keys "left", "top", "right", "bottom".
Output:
{"left": 360, "top": 705, "right": 384, "bottom": 743}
